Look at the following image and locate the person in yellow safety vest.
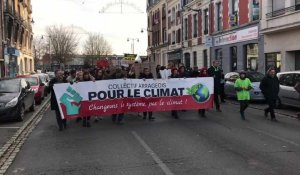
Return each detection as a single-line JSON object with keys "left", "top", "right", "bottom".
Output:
{"left": 234, "top": 71, "right": 253, "bottom": 120}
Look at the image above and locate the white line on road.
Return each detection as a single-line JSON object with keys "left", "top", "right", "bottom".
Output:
{"left": 131, "top": 131, "right": 175, "bottom": 175}
{"left": 247, "top": 127, "right": 300, "bottom": 147}
{"left": 0, "top": 127, "right": 20, "bottom": 129}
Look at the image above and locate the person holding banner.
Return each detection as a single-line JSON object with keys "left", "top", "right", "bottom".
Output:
{"left": 208, "top": 60, "right": 222, "bottom": 112}
{"left": 198, "top": 67, "right": 209, "bottom": 117}
{"left": 94, "top": 69, "right": 106, "bottom": 123}
{"left": 110, "top": 68, "right": 126, "bottom": 125}
{"left": 234, "top": 71, "right": 253, "bottom": 120}
{"left": 170, "top": 68, "right": 180, "bottom": 119}
{"left": 49, "top": 70, "right": 67, "bottom": 131}
{"left": 81, "top": 71, "right": 95, "bottom": 127}
{"left": 139, "top": 68, "right": 155, "bottom": 121}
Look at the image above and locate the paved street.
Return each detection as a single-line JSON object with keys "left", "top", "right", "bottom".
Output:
{"left": 0, "top": 97, "right": 50, "bottom": 149}
{"left": 2, "top": 101, "right": 299, "bottom": 175}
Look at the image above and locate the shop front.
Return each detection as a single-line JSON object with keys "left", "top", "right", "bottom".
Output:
{"left": 5, "top": 47, "right": 20, "bottom": 78}
{"left": 211, "top": 25, "right": 264, "bottom": 73}
{"left": 167, "top": 49, "right": 182, "bottom": 68}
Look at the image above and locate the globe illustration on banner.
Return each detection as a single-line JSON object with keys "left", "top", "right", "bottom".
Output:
{"left": 186, "top": 83, "right": 210, "bottom": 103}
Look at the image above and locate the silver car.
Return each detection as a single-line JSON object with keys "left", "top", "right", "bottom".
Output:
{"left": 224, "top": 72, "right": 265, "bottom": 101}
{"left": 277, "top": 71, "right": 300, "bottom": 108}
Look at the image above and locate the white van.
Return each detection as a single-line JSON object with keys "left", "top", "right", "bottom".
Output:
{"left": 277, "top": 71, "right": 300, "bottom": 108}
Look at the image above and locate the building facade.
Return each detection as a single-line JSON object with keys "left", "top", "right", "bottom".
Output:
{"left": 261, "top": 0, "right": 300, "bottom": 72}
{"left": 182, "top": 0, "right": 211, "bottom": 68}
{"left": 3, "top": 0, "right": 34, "bottom": 77}
{"left": 147, "top": 0, "right": 169, "bottom": 66}
{"left": 210, "top": 0, "right": 264, "bottom": 73}
{"left": 0, "top": 1, "right": 4, "bottom": 77}
{"left": 166, "top": 0, "right": 182, "bottom": 67}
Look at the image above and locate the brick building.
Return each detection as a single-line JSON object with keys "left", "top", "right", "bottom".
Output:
{"left": 210, "top": 0, "right": 264, "bottom": 73}
{"left": 147, "top": 0, "right": 168, "bottom": 66}
{"left": 182, "top": 0, "right": 211, "bottom": 69}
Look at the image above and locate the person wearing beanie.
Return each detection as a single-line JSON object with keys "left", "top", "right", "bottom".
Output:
{"left": 234, "top": 71, "right": 253, "bottom": 120}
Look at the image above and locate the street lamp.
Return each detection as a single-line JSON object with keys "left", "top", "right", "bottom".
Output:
{"left": 141, "top": 28, "right": 153, "bottom": 33}
{"left": 127, "top": 38, "right": 139, "bottom": 54}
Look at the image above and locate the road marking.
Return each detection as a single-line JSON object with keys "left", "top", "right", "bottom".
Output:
{"left": 247, "top": 127, "right": 300, "bottom": 147}
{"left": 0, "top": 127, "right": 20, "bottom": 129}
{"left": 132, "top": 131, "right": 174, "bottom": 175}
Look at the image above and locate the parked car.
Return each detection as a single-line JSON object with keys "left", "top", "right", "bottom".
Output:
{"left": 16, "top": 75, "right": 45, "bottom": 105}
{"left": 277, "top": 71, "right": 300, "bottom": 108}
{"left": 36, "top": 73, "right": 50, "bottom": 97}
{"left": 224, "top": 71, "right": 265, "bottom": 101}
{"left": 0, "top": 78, "right": 35, "bottom": 121}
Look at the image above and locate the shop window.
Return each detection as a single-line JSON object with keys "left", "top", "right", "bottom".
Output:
{"left": 245, "top": 44, "right": 258, "bottom": 71}
{"left": 266, "top": 53, "right": 281, "bottom": 73}
{"left": 230, "top": 46, "right": 237, "bottom": 71}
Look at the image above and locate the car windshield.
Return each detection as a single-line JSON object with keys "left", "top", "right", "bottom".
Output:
{"left": 0, "top": 79, "right": 20, "bottom": 93}
{"left": 247, "top": 72, "right": 264, "bottom": 82}
{"left": 25, "top": 77, "right": 38, "bottom": 86}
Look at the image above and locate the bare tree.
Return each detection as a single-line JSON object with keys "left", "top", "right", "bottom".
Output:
{"left": 33, "top": 36, "right": 47, "bottom": 67}
{"left": 46, "top": 25, "right": 79, "bottom": 65}
{"left": 84, "top": 33, "right": 113, "bottom": 56}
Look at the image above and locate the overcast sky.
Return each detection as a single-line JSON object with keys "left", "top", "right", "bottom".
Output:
{"left": 32, "top": 0, "right": 148, "bottom": 55}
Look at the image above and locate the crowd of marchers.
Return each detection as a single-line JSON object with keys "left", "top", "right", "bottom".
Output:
{"left": 48, "top": 61, "right": 300, "bottom": 131}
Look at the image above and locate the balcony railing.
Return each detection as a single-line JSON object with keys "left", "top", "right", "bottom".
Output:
{"left": 266, "top": 4, "right": 300, "bottom": 18}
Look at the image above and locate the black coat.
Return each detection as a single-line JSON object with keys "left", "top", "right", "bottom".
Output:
{"left": 49, "top": 78, "right": 67, "bottom": 110}
{"left": 139, "top": 73, "right": 154, "bottom": 79}
{"left": 260, "top": 75, "right": 280, "bottom": 100}
{"left": 208, "top": 66, "right": 222, "bottom": 93}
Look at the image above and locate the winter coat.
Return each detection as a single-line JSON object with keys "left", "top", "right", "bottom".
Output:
{"left": 139, "top": 73, "right": 154, "bottom": 79}
{"left": 49, "top": 78, "right": 67, "bottom": 111}
{"left": 208, "top": 66, "right": 222, "bottom": 93}
{"left": 259, "top": 75, "right": 280, "bottom": 100}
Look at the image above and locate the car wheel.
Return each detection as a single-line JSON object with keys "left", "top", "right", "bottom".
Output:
{"left": 29, "top": 100, "right": 35, "bottom": 112}
{"left": 17, "top": 105, "right": 25, "bottom": 121}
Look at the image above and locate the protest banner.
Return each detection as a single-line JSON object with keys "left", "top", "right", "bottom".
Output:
{"left": 53, "top": 78, "right": 214, "bottom": 119}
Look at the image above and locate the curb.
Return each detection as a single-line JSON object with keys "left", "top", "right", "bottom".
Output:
{"left": 0, "top": 98, "right": 50, "bottom": 175}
